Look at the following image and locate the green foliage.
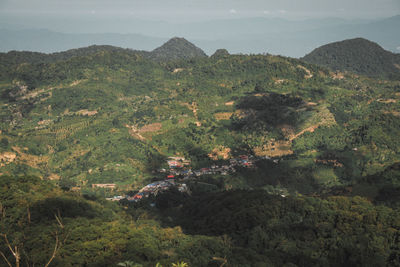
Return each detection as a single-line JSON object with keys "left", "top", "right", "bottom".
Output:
{"left": 0, "top": 45, "right": 399, "bottom": 193}
{"left": 293, "top": 125, "right": 347, "bottom": 152}
{"left": 117, "top": 261, "right": 142, "bottom": 267}
{"left": 1, "top": 44, "right": 400, "bottom": 266}
{"left": 171, "top": 261, "right": 189, "bottom": 267}
{"left": 161, "top": 190, "right": 400, "bottom": 267}
{"left": 233, "top": 93, "right": 304, "bottom": 130}
{"left": 0, "top": 137, "right": 9, "bottom": 149}
{"left": 303, "top": 38, "right": 400, "bottom": 80}
{"left": 0, "top": 175, "right": 230, "bottom": 267}
{"left": 148, "top": 37, "right": 207, "bottom": 62}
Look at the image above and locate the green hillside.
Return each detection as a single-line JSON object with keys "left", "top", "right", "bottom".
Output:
{"left": 1, "top": 39, "right": 400, "bottom": 266}
{"left": 0, "top": 38, "right": 208, "bottom": 83}
{"left": 1, "top": 176, "right": 399, "bottom": 266}
{"left": 1, "top": 42, "right": 399, "bottom": 195}
{"left": 302, "top": 38, "right": 400, "bottom": 80}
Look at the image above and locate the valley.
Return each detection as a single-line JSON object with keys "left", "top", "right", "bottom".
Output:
{"left": 0, "top": 37, "right": 400, "bottom": 266}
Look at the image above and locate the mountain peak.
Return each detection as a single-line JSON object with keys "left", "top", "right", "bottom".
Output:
{"left": 161, "top": 37, "right": 196, "bottom": 46}
{"left": 149, "top": 37, "right": 207, "bottom": 62}
{"left": 211, "top": 49, "right": 230, "bottom": 58}
{"left": 167, "top": 37, "right": 189, "bottom": 42}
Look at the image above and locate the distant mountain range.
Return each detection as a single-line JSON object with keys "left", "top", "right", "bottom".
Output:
{"left": 1, "top": 15, "right": 399, "bottom": 57}
{"left": 303, "top": 38, "right": 400, "bottom": 80}
{"left": 0, "top": 28, "right": 167, "bottom": 54}
{"left": 2, "top": 36, "right": 400, "bottom": 81}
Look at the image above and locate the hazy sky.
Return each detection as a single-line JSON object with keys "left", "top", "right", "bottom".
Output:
{"left": 1, "top": 0, "right": 400, "bottom": 21}
{"left": 0, "top": 0, "right": 399, "bottom": 56}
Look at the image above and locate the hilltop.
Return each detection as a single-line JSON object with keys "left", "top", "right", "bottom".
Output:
{"left": 0, "top": 45, "right": 137, "bottom": 65}
{"left": 302, "top": 38, "right": 400, "bottom": 80}
{"left": 147, "top": 37, "right": 207, "bottom": 62}
{"left": 211, "top": 48, "right": 230, "bottom": 58}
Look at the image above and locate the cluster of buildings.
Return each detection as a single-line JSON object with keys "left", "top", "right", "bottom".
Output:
{"left": 126, "top": 180, "right": 188, "bottom": 202}
{"left": 106, "top": 155, "right": 269, "bottom": 203}
{"left": 160, "top": 155, "right": 257, "bottom": 179}
{"left": 167, "top": 156, "right": 191, "bottom": 168}
{"left": 105, "top": 195, "right": 125, "bottom": 202}
{"left": 229, "top": 155, "right": 255, "bottom": 168}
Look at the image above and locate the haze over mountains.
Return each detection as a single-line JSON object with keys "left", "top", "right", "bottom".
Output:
{"left": 2, "top": 34, "right": 399, "bottom": 82}
{"left": 1, "top": 15, "right": 400, "bottom": 57}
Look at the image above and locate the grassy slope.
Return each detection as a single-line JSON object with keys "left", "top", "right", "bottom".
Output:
{"left": 0, "top": 49, "right": 399, "bottom": 199}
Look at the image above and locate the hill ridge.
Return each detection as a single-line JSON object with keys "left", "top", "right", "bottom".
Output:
{"left": 0, "top": 37, "right": 209, "bottom": 64}
{"left": 302, "top": 37, "right": 400, "bottom": 80}
{"left": 149, "top": 37, "right": 208, "bottom": 61}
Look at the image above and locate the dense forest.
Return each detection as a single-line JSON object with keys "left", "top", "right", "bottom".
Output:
{"left": 302, "top": 38, "right": 400, "bottom": 80}
{"left": 0, "top": 38, "right": 399, "bottom": 266}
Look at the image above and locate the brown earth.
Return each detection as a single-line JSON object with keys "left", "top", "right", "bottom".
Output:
{"left": 48, "top": 173, "right": 61, "bottom": 180}
{"left": 139, "top": 123, "right": 162, "bottom": 133}
{"left": 38, "top": 120, "right": 52, "bottom": 126}
{"left": 76, "top": 109, "right": 98, "bottom": 116}
{"left": 383, "top": 110, "right": 400, "bottom": 116}
{"left": 208, "top": 146, "right": 231, "bottom": 160}
{"left": 0, "top": 152, "right": 17, "bottom": 167}
{"left": 214, "top": 112, "right": 233, "bottom": 120}
{"left": 297, "top": 65, "right": 313, "bottom": 79}
{"left": 289, "top": 125, "right": 319, "bottom": 141}
{"left": 70, "top": 80, "right": 85, "bottom": 87}
{"left": 274, "top": 79, "right": 286, "bottom": 84}
{"left": 306, "top": 102, "right": 318, "bottom": 106}
{"left": 125, "top": 124, "right": 146, "bottom": 141}
{"left": 11, "top": 146, "right": 49, "bottom": 169}
{"left": 173, "top": 68, "right": 184, "bottom": 73}
{"left": 331, "top": 71, "right": 345, "bottom": 80}
{"left": 377, "top": 99, "right": 397, "bottom": 104}
{"left": 254, "top": 104, "right": 336, "bottom": 157}
{"left": 253, "top": 140, "right": 293, "bottom": 157}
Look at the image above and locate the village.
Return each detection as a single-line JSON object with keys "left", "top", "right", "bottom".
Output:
{"left": 104, "top": 154, "right": 274, "bottom": 202}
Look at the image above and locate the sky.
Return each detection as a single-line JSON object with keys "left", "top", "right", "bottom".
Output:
{"left": 1, "top": 0, "right": 400, "bottom": 22}
{"left": 0, "top": 0, "right": 399, "bottom": 56}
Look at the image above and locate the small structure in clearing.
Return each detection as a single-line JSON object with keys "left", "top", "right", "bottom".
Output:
{"left": 92, "top": 184, "right": 117, "bottom": 189}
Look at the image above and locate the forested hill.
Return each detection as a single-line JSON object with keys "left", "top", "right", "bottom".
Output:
{"left": 0, "top": 45, "right": 136, "bottom": 65}
{"left": 302, "top": 38, "right": 400, "bottom": 80}
{"left": 1, "top": 40, "right": 400, "bottom": 266}
{"left": 147, "top": 37, "right": 208, "bottom": 61}
{"left": 0, "top": 37, "right": 209, "bottom": 84}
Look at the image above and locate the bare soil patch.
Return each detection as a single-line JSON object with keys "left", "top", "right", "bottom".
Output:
{"left": 139, "top": 123, "right": 162, "bottom": 133}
